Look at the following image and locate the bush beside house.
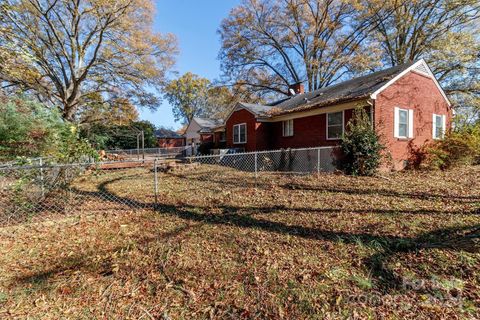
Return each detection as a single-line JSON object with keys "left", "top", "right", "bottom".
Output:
{"left": 409, "top": 123, "right": 480, "bottom": 170}
{"left": 339, "top": 108, "right": 385, "bottom": 176}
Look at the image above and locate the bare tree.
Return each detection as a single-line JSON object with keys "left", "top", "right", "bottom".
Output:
{"left": 0, "top": 0, "right": 177, "bottom": 121}
{"left": 365, "top": 0, "right": 480, "bottom": 121}
{"left": 218, "top": 0, "right": 385, "bottom": 97}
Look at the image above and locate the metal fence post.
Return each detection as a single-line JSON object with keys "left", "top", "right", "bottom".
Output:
{"left": 39, "top": 157, "right": 45, "bottom": 198}
{"left": 154, "top": 159, "right": 158, "bottom": 209}
{"left": 317, "top": 148, "right": 320, "bottom": 175}
{"left": 254, "top": 152, "right": 258, "bottom": 187}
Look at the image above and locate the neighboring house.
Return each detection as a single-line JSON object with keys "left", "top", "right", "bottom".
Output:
{"left": 223, "top": 59, "right": 452, "bottom": 170}
{"left": 155, "top": 128, "right": 185, "bottom": 148}
{"left": 185, "top": 117, "right": 225, "bottom": 145}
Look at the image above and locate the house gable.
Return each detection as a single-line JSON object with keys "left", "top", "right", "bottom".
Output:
{"left": 374, "top": 69, "right": 452, "bottom": 170}
{"left": 185, "top": 119, "right": 202, "bottom": 143}
{"left": 371, "top": 59, "right": 451, "bottom": 107}
{"left": 223, "top": 102, "right": 274, "bottom": 125}
{"left": 225, "top": 108, "right": 260, "bottom": 151}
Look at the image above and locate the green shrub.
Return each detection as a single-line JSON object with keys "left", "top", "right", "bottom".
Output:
{"left": 80, "top": 120, "right": 158, "bottom": 150}
{"left": 0, "top": 96, "right": 96, "bottom": 163}
{"left": 339, "top": 107, "right": 385, "bottom": 176}
{"left": 413, "top": 124, "right": 480, "bottom": 170}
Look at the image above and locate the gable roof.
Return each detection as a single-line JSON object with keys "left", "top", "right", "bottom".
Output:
{"left": 270, "top": 61, "right": 418, "bottom": 114}
{"left": 188, "top": 117, "right": 225, "bottom": 134}
{"left": 229, "top": 59, "right": 450, "bottom": 120}
{"left": 193, "top": 117, "right": 223, "bottom": 129}
{"left": 236, "top": 102, "right": 276, "bottom": 116}
{"left": 155, "top": 128, "right": 183, "bottom": 139}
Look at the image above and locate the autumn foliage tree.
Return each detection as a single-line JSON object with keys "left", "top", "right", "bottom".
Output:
{"left": 219, "top": 0, "right": 480, "bottom": 122}
{"left": 164, "top": 72, "right": 211, "bottom": 125}
{"left": 164, "top": 72, "right": 255, "bottom": 124}
{"left": 364, "top": 0, "right": 480, "bottom": 122}
{"left": 0, "top": 0, "right": 177, "bottom": 121}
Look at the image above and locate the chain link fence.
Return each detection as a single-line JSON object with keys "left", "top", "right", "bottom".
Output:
{"left": 0, "top": 146, "right": 338, "bottom": 226}
{"left": 186, "top": 147, "right": 336, "bottom": 174}
{"left": 104, "top": 146, "right": 188, "bottom": 161}
{"left": 0, "top": 161, "right": 155, "bottom": 226}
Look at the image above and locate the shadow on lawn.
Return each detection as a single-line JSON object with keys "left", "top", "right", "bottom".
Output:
{"left": 282, "top": 183, "right": 480, "bottom": 203}
{"left": 165, "top": 170, "right": 480, "bottom": 206}
{"left": 55, "top": 177, "right": 480, "bottom": 292}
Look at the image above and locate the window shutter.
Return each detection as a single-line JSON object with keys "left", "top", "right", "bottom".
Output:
{"left": 408, "top": 109, "right": 414, "bottom": 138}
{"left": 432, "top": 114, "right": 437, "bottom": 139}
{"left": 394, "top": 107, "right": 399, "bottom": 138}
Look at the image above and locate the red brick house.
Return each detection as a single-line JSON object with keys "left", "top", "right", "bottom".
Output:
{"left": 222, "top": 60, "right": 452, "bottom": 170}
{"left": 155, "top": 128, "right": 185, "bottom": 148}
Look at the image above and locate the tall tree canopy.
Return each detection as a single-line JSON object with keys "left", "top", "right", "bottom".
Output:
{"left": 164, "top": 72, "right": 251, "bottom": 124}
{"left": 0, "top": 0, "right": 177, "bottom": 121}
{"left": 80, "top": 120, "right": 157, "bottom": 150}
{"left": 363, "top": 0, "right": 480, "bottom": 122}
{"left": 219, "top": 0, "right": 480, "bottom": 122}
{"left": 218, "top": 0, "right": 384, "bottom": 97}
{"left": 164, "top": 72, "right": 211, "bottom": 125}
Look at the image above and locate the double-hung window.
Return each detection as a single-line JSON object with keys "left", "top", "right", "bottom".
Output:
{"left": 433, "top": 114, "right": 446, "bottom": 139}
{"left": 233, "top": 123, "right": 246, "bottom": 144}
{"left": 394, "top": 107, "right": 414, "bottom": 139}
{"left": 282, "top": 119, "right": 294, "bottom": 137}
{"left": 326, "top": 111, "right": 344, "bottom": 140}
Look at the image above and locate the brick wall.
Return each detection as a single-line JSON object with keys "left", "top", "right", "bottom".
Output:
{"left": 271, "top": 109, "right": 354, "bottom": 149}
{"left": 226, "top": 109, "right": 267, "bottom": 151}
{"left": 375, "top": 70, "right": 452, "bottom": 170}
{"left": 157, "top": 138, "right": 185, "bottom": 148}
{"left": 226, "top": 108, "right": 358, "bottom": 151}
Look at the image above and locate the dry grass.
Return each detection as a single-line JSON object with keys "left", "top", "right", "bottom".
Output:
{"left": 0, "top": 165, "right": 479, "bottom": 319}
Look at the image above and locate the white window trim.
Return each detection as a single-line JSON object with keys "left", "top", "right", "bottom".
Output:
{"left": 326, "top": 110, "right": 344, "bottom": 140}
{"left": 432, "top": 114, "right": 446, "bottom": 140}
{"left": 233, "top": 123, "right": 247, "bottom": 144}
{"left": 282, "top": 119, "right": 294, "bottom": 137}
{"left": 394, "top": 107, "right": 414, "bottom": 139}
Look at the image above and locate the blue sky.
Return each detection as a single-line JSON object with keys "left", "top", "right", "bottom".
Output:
{"left": 138, "top": 0, "right": 241, "bottom": 130}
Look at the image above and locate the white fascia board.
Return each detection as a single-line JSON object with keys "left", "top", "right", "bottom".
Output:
{"left": 370, "top": 59, "right": 451, "bottom": 107}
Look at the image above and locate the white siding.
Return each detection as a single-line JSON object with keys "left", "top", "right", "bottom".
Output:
{"left": 185, "top": 120, "right": 202, "bottom": 144}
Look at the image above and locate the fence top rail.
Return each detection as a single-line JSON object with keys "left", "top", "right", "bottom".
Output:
{"left": 105, "top": 146, "right": 188, "bottom": 153}
{"left": 0, "top": 146, "right": 337, "bottom": 171}
{"left": 0, "top": 158, "right": 159, "bottom": 171}
{"left": 188, "top": 146, "right": 337, "bottom": 160}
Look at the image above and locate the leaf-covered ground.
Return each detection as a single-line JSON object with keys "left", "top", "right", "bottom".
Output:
{"left": 0, "top": 165, "right": 479, "bottom": 319}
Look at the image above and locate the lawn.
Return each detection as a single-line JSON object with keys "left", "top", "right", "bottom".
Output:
{"left": 0, "top": 165, "right": 479, "bottom": 319}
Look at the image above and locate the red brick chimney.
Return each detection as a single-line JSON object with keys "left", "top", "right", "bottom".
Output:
{"left": 289, "top": 82, "right": 305, "bottom": 95}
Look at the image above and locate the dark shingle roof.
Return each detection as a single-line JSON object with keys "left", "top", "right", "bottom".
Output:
{"left": 193, "top": 117, "right": 223, "bottom": 129}
{"left": 237, "top": 102, "right": 276, "bottom": 116}
{"left": 266, "top": 61, "right": 417, "bottom": 115}
{"left": 155, "top": 128, "right": 183, "bottom": 139}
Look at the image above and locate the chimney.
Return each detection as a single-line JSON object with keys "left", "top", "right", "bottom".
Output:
{"left": 289, "top": 82, "right": 305, "bottom": 96}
